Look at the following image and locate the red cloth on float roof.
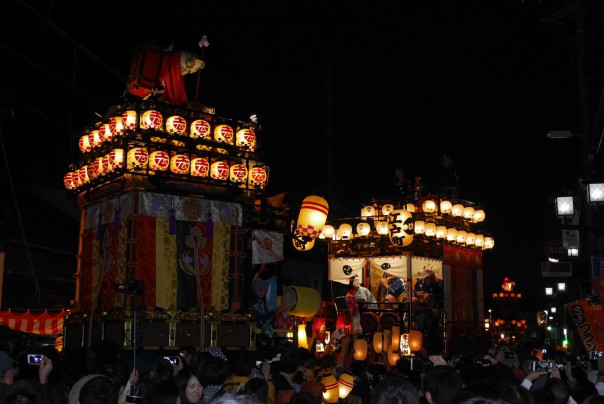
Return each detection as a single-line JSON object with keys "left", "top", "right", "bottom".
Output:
{"left": 159, "top": 51, "right": 188, "bottom": 106}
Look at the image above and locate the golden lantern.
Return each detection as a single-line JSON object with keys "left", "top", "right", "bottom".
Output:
{"left": 127, "top": 147, "right": 149, "bottom": 170}
{"left": 79, "top": 134, "right": 92, "bottom": 152}
{"left": 436, "top": 226, "right": 447, "bottom": 239}
{"left": 338, "top": 223, "right": 353, "bottom": 239}
{"left": 297, "top": 324, "right": 308, "bottom": 349}
{"left": 414, "top": 220, "right": 426, "bottom": 234}
{"left": 78, "top": 165, "right": 90, "bottom": 184}
{"left": 382, "top": 204, "right": 394, "bottom": 215}
{"left": 322, "top": 225, "right": 335, "bottom": 238}
{"left": 191, "top": 157, "right": 210, "bottom": 177}
{"left": 149, "top": 151, "right": 170, "bottom": 171}
{"left": 295, "top": 196, "right": 329, "bottom": 239}
{"left": 474, "top": 234, "right": 485, "bottom": 247}
{"left": 210, "top": 160, "right": 229, "bottom": 180}
{"left": 440, "top": 200, "right": 452, "bottom": 214}
{"left": 451, "top": 204, "right": 464, "bottom": 217}
{"left": 72, "top": 170, "right": 82, "bottom": 187}
{"left": 422, "top": 199, "right": 436, "bottom": 213}
{"left": 190, "top": 119, "right": 211, "bottom": 139}
{"left": 425, "top": 222, "right": 437, "bottom": 237}
{"left": 87, "top": 162, "right": 98, "bottom": 181}
{"left": 141, "top": 110, "right": 163, "bottom": 130}
{"left": 373, "top": 331, "right": 383, "bottom": 353}
{"left": 229, "top": 163, "right": 248, "bottom": 184}
{"left": 484, "top": 237, "right": 495, "bottom": 249}
{"left": 463, "top": 206, "right": 475, "bottom": 220}
{"left": 99, "top": 123, "right": 113, "bottom": 142}
{"left": 391, "top": 325, "right": 401, "bottom": 348}
{"left": 88, "top": 130, "right": 102, "bottom": 148}
{"left": 214, "top": 124, "right": 234, "bottom": 144}
{"left": 408, "top": 330, "right": 423, "bottom": 351}
{"left": 109, "top": 149, "right": 124, "bottom": 170}
{"left": 446, "top": 228, "right": 458, "bottom": 242}
{"left": 388, "top": 209, "right": 414, "bottom": 247}
{"left": 109, "top": 116, "right": 124, "bottom": 136}
{"left": 122, "top": 110, "right": 137, "bottom": 130}
{"left": 376, "top": 221, "right": 389, "bottom": 235}
{"left": 456, "top": 230, "right": 467, "bottom": 244}
{"left": 170, "top": 154, "right": 190, "bottom": 174}
{"left": 63, "top": 172, "right": 76, "bottom": 190}
{"left": 353, "top": 339, "right": 368, "bottom": 361}
{"left": 166, "top": 115, "right": 187, "bottom": 135}
{"left": 236, "top": 128, "right": 256, "bottom": 151}
{"left": 473, "top": 209, "right": 485, "bottom": 223}
{"left": 361, "top": 205, "right": 376, "bottom": 218}
{"left": 465, "top": 233, "right": 476, "bottom": 245}
{"left": 248, "top": 166, "right": 268, "bottom": 188}
{"left": 322, "top": 375, "right": 339, "bottom": 403}
{"left": 403, "top": 203, "right": 416, "bottom": 212}
{"left": 292, "top": 237, "right": 315, "bottom": 251}
{"left": 356, "top": 222, "right": 371, "bottom": 236}
{"left": 338, "top": 373, "right": 355, "bottom": 399}
{"left": 101, "top": 155, "right": 111, "bottom": 175}
{"left": 388, "top": 348, "right": 400, "bottom": 367}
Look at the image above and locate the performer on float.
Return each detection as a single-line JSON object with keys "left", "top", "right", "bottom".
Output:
{"left": 414, "top": 270, "right": 444, "bottom": 314}
{"left": 380, "top": 276, "right": 407, "bottom": 302}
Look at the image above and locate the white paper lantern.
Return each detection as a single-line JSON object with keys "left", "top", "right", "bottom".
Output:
{"left": 141, "top": 110, "right": 163, "bottom": 130}
{"left": 440, "top": 200, "right": 452, "bottom": 214}
{"left": 414, "top": 220, "right": 426, "bottom": 234}
{"left": 229, "top": 163, "right": 248, "bottom": 183}
{"left": 214, "top": 124, "right": 234, "bottom": 144}
{"left": 191, "top": 157, "right": 210, "bottom": 177}
{"left": 170, "top": 154, "right": 190, "bottom": 174}
{"left": 166, "top": 115, "right": 187, "bottom": 135}
{"left": 425, "top": 222, "right": 437, "bottom": 237}
{"left": 356, "top": 222, "right": 371, "bottom": 236}
{"left": 382, "top": 204, "right": 394, "bottom": 215}
{"left": 210, "top": 161, "right": 229, "bottom": 180}
{"left": 236, "top": 128, "right": 256, "bottom": 151}
{"left": 388, "top": 209, "right": 414, "bottom": 247}
{"left": 451, "top": 204, "right": 464, "bottom": 217}
{"left": 191, "top": 119, "right": 211, "bottom": 139}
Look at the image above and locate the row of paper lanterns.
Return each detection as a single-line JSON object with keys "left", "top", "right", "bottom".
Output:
{"left": 64, "top": 147, "right": 268, "bottom": 190}
{"left": 362, "top": 201, "right": 485, "bottom": 222}
{"left": 78, "top": 110, "right": 257, "bottom": 154}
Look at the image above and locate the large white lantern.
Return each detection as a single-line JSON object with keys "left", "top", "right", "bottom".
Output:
{"left": 474, "top": 234, "right": 485, "bottom": 247}
{"left": 484, "top": 237, "right": 495, "bottom": 249}
{"left": 149, "top": 150, "right": 170, "bottom": 171}
{"left": 214, "top": 124, "right": 234, "bottom": 144}
{"left": 376, "top": 221, "right": 389, "bottom": 235}
{"left": 166, "top": 115, "right": 187, "bottom": 135}
{"left": 463, "top": 206, "right": 475, "bottom": 221}
{"left": 456, "top": 230, "right": 467, "bottom": 244}
{"left": 361, "top": 206, "right": 376, "bottom": 218}
{"left": 170, "top": 154, "right": 190, "bottom": 174}
{"left": 338, "top": 223, "right": 353, "bottom": 239}
{"left": 322, "top": 225, "right": 335, "bottom": 238}
{"left": 465, "top": 233, "right": 476, "bottom": 245}
{"left": 229, "top": 163, "right": 248, "bottom": 184}
{"left": 425, "top": 222, "right": 437, "bottom": 237}
{"left": 446, "top": 228, "right": 458, "bottom": 242}
{"left": 414, "top": 220, "right": 426, "bottom": 234}
{"left": 356, "top": 222, "right": 371, "bottom": 236}
{"left": 127, "top": 147, "right": 148, "bottom": 170}
{"left": 422, "top": 199, "right": 436, "bottom": 213}
{"left": 248, "top": 166, "right": 268, "bottom": 188}
{"left": 381, "top": 204, "right": 394, "bottom": 215}
{"left": 473, "top": 210, "right": 485, "bottom": 223}
{"left": 388, "top": 209, "right": 414, "bottom": 247}
{"left": 436, "top": 226, "right": 447, "bottom": 239}
{"left": 210, "top": 161, "right": 229, "bottom": 180}
{"left": 236, "top": 128, "right": 256, "bottom": 151}
{"left": 191, "top": 157, "right": 210, "bottom": 177}
{"left": 296, "top": 196, "right": 329, "bottom": 239}
{"left": 190, "top": 119, "right": 211, "bottom": 139}
{"left": 440, "top": 200, "right": 452, "bottom": 214}
{"left": 141, "top": 110, "right": 163, "bottom": 130}
{"left": 451, "top": 204, "right": 464, "bottom": 217}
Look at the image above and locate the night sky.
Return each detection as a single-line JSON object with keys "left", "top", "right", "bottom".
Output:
{"left": 1, "top": 0, "right": 603, "bottom": 310}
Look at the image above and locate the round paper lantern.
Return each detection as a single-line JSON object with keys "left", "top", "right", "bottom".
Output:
{"left": 127, "top": 147, "right": 148, "bottom": 170}
{"left": 296, "top": 196, "right": 329, "bottom": 239}
{"left": 463, "top": 206, "right": 475, "bottom": 220}
{"left": 451, "top": 204, "right": 464, "bottom": 217}
{"left": 356, "top": 222, "right": 370, "bottom": 236}
{"left": 391, "top": 325, "right": 401, "bottom": 348}
{"left": 446, "top": 228, "right": 458, "bottom": 242}
{"left": 403, "top": 203, "right": 416, "bottom": 212}
{"left": 87, "top": 161, "right": 99, "bottom": 180}
{"left": 248, "top": 166, "right": 268, "bottom": 187}
{"left": 408, "top": 330, "right": 423, "bottom": 351}
{"left": 78, "top": 165, "right": 90, "bottom": 184}
{"left": 79, "top": 135, "right": 91, "bottom": 153}
{"left": 338, "top": 373, "right": 355, "bottom": 399}
{"left": 88, "top": 130, "right": 102, "bottom": 148}
{"left": 388, "top": 209, "right": 414, "bottom": 247}
{"left": 297, "top": 324, "right": 308, "bottom": 349}
{"left": 414, "top": 220, "right": 426, "bottom": 234}
{"left": 190, "top": 119, "right": 211, "bottom": 139}
{"left": 109, "top": 116, "right": 124, "bottom": 136}
{"left": 141, "top": 110, "right": 163, "bottom": 130}
{"left": 149, "top": 150, "right": 170, "bottom": 171}
{"left": 191, "top": 157, "right": 210, "bottom": 177}
{"left": 353, "top": 339, "right": 368, "bottom": 361}
{"left": 382, "top": 204, "right": 394, "bottom": 215}
{"left": 322, "top": 225, "right": 335, "bottom": 238}
{"left": 99, "top": 123, "right": 113, "bottom": 142}
{"left": 210, "top": 161, "right": 229, "bottom": 180}
{"left": 122, "top": 110, "right": 137, "bottom": 130}
{"left": 361, "top": 205, "right": 376, "bottom": 218}
{"left": 214, "top": 124, "right": 234, "bottom": 144}
{"left": 166, "top": 115, "right": 187, "bottom": 135}
{"left": 63, "top": 172, "right": 76, "bottom": 190}
{"left": 170, "top": 154, "right": 190, "bottom": 174}
{"left": 373, "top": 331, "right": 383, "bottom": 353}
{"left": 292, "top": 237, "right": 315, "bottom": 251}
{"left": 465, "top": 233, "right": 476, "bottom": 245}
{"left": 425, "top": 222, "right": 437, "bottom": 237}
{"left": 440, "top": 200, "right": 452, "bottom": 214}
{"left": 229, "top": 163, "right": 248, "bottom": 184}
{"left": 474, "top": 234, "right": 485, "bottom": 247}
{"left": 473, "top": 209, "right": 486, "bottom": 223}
{"left": 388, "top": 349, "right": 400, "bottom": 367}
{"left": 456, "top": 230, "right": 467, "bottom": 244}
{"left": 100, "top": 155, "right": 111, "bottom": 175}
{"left": 484, "top": 237, "right": 495, "bottom": 249}
{"left": 109, "top": 149, "right": 125, "bottom": 170}
{"left": 236, "top": 128, "right": 256, "bottom": 151}
{"left": 376, "top": 221, "right": 389, "bottom": 235}
{"left": 436, "top": 226, "right": 447, "bottom": 239}
{"left": 322, "top": 375, "right": 339, "bottom": 403}
{"left": 422, "top": 199, "right": 436, "bottom": 213}
{"left": 72, "top": 170, "right": 82, "bottom": 187}
{"left": 338, "top": 223, "right": 352, "bottom": 239}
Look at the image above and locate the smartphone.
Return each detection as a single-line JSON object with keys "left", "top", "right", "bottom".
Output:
{"left": 164, "top": 356, "right": 179, "bottom": 365}
{"left": 531, "top": 360, "right": 552, "bottom": 372}
{"left": 27, "top": 354, "right": 43, "bottom": 366}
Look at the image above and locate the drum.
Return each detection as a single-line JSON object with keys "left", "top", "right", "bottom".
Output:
{"left": 283, "top": 286, "right": 322, "bottom": 318}
{"left": 360, "top": 312, "right": 380, "bottom": 334}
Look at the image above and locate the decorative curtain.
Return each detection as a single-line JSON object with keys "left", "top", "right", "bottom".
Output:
{"left": 0, "top": 310, "right": 65, "bottom": 335}
{"left": 328, "top": 258, "right": 366, "bottom": 284}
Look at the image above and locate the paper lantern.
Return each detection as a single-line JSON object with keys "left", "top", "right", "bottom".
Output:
{"left": 79, "top": 135, "right": 91, "bottom": 152}
{"left": 248, "top": 166, "right": 268, "bottom": 187}
{"left": 322, "top": 375, "right": 339, "bottom": 403}
{"left": 473, "top": 209, "right": 485, "bottom": 223}
{"left": 388, "top": 349, "right": 400, "bottom": 367}
{"left": 338, "top": 223, "right": 352, "bottom": 239}
{"left": 465, "top": 233, "right": 476, "bottom": 245}
{"left": 463, "top": 206, "right": 475, "bottom": 220}
{"left": 436, "top": 226, "right": 447, "bottom": 239}
{"left": 451, "top": 204, "right": 464, "bottom": 217}
{"left": 361, "top": 205, "right": 376, "bottom": 217}
{"left": 388, "top": 209, "right": 414, "bottom": 247}
{"left": 78, "top": 165, "right": 90, "bottom": 184}
{"left": 109, "top": 149, "right": 124, "bottom": 170}
{"left": 391, "top": 325, "right": 401, "bottom": 349}
{"left": 293, "top": 237, "right": 315, "bottom": 251}
{"left": 484, "top": 237, "right": 495, "bottom": 249}
{"left": 63, "top": 172, "right": 76, "bottom": 190}
{"left": 99, "top": 123, "right": 113, "bottom": 142}
{"left": 149, "top": 151, "right": 170, "bottom": 171}
{"left": 376, "top": 221, "right": 389, "bottom": 235}
{"left": 297, "top": 324, "right": 308, "bottom": 349}
{"left": 191, "top": 157, "right": 209, "bottom": 177}
{"left": 356, "top": 222, "right": 371, "bottom": 236}
{"left": 72, "top": 170, "right": 82, "bottom": 187}
{"left": 414, "top": 220, "right": 426, "bottom": 234}
{"left": 95, "top": 156, "right": 106, "bottom": 177}
{"left": 166, "top": 115, "right": 187, "bottom": 135}
{"left": 408, "top": 330, "right": 423, "bottom": 351}
{"left": 456, "top": 230, "right": 467, "bottom": 244}
{"left": 190, "top": 119, "right": 211, "bottom": 139}
{"left": 214, "top": 124, "right": 234, "bottom": 144}
{"left": 141, "top": 110, "right": 163, "bottom": 130}
{"left": 338, "top": 373, "right": 355, "bottom": 399}
{"left": 88, "top": 130, "right": 102, "bottom": 148}
{"left": 170, "top": 154, "right": 190, "bottom": 174}
{"left": 122, "top": 110, "right": 137, "bottom": 130}
{"left": 109, "top": 116, "right": 124, "bottom": 136}
{"left": 296, "top": 196, "right": 329, "bottom": 239}
{"left": 446, "top": 228, "right": 458, "bottom": 242}
{"left": 87, "top": 161, "right": 99, "bottom": 180}
{"left": 422, "top": 199, "right": 436, "bottom": 213}
{"left": 210, "top": 161, "right": 229, "bottom": 180}
{"left": 425, "top": 222, "right": 437, "bottom": 237}
{"left": 440, "top": 200, "right": 452, "bottom": 214}
{"left": 373, "top": 331, "right": 383, "bottom": 353}
{"left": 403, "top": 203, "right": 416, "bottom": 212}
{"left": 127, "top": 147, "right": 148, "bottom": 170}
{"left": 382, "top": 204, "right": 394, "bottom": 215}
{"left": 353, "top": 339, "right": 368, "bottom": 361}
{"left": 236, "top": 128, "right": 256, "bottom": 151}
{"left": 229, "top": 163, "right": 248, "bottom": 184}
{"left": 322, "top": 225, "right": 335, "bottom": 238}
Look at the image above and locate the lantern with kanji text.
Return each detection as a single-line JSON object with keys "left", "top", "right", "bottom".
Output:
{"left": 127, "top": 147, "right": 149, "bottom": 170}
{"left": 141, "top": 110, "right": 163, "bottom": 130}
{"left": 214, "top": 124, "right": 234, "bottom": 144}
{"left": 236, "top": 128, "right": 256, "bottom": 151}
{"left": 170, "top": 154, "right": 190, "bottom": 174}
{"left": 190, "top": 119, "right": 211, "bottom": 139}
{"left": 229, "top": 163, "right": 248, "bottom": 184}
{"left": 191, "top": 157, "right": 210, "bottom": 177}
{"left": 210, "top": 161, "right": 229, "bottom": 180}
{"left": 166, "top": 115, "right": 187, "bottom": 135}
{"left": 149, "top": 150, "right": 170, "bottom": 171}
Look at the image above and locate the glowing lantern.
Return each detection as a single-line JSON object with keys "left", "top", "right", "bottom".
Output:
{"left": 353, "top": 339, "right": 368, "bottom": 361}
{"left": 451, "top": 204, "right": 464, "bottom": 217}
{"left": 338, "top": 373, "right": 355, "bottom": 399}
{"left": 322, "top": 375, "right": 339, "bottom": 403}
{"left": 166, "top": 115, "right": 187, "bottom": 135}
{"left": 391, "top": 325, "right": 401, "bottom": 349}
{"left": 79, "top": 135, "right": 91, "bottom": 152}
{"left": 440, "top": 200, "right": 452, "bottom": 214}
{"left": 296, "top": 196, "right": 329, "bottom": 239}
{"left": 484, "top": 237, "right": 495, "bottom": 249}
{"left": 356, "top": 222, "right": 371, "bottom": 236}
{"left": 474, "top": 234, "right": 484, "bottom": 247}
{"left": 229, "top": 163, "right": 248, "bottom": 184}
{"left": 109, "top": 149, "right": 124, "bottom": 170}
{"left": 99, "top": 123, "right": 113, "bottom": 142}
{"left": 191, "top": 157, "right": 210, "bottom": 177}
{"left": 403, "top": 203, "right": 416, "bottom": 212}
{"left": 425, "top": 222, "right": 437, "bottom": 237}
{"left": 88, "top": 130, "right": 102, "bottom": 148}
{"left": 322, "top": 225, "right": 335, "bottom": 238}
{"left": 100, "top": 155, "right": 111, "bottom": 175}
{"left": 422, "top": 199, "right": 436, "bottom": 213}
{"left": 87, "top": 161, "right": 99, "bottom": 181}
{"left": 210, "top": 160, "right": 229, "bottom": 180}
{"left": 190, "top": 119, "right": 211, "bottom": 139}
{"left": 293, "top": 237, "right": 315, "bottom": 251}
{"left": 170, "top": 154, "right": 190, "bottom": 174}
{"left": 373, "top": 331, "right": 383, "bottom": 353}
{"left": 72, "top": 170, "right": 82, "bottom": 187}
{"left": 446, "top": 228, "right": 458, "bottom": 242}
{"left": 361, "top": 205, "right": 376, "bottom": 218}
{"left": 388, "top": 209, "right": 414, "bottom": 247}
{"left": 141, "top": 110, "right": 163, "bottom": 130}
{"left": 149, "top": 151, "right": 170, "bottom": 171}
{"left": 127, "top": 147, "right": 148, "bottom": 170}
{"left": 338, "top": 223, "right": 352, "bottom": 239}
{"left": 214, "top": 124, "right": 234, "bottom": 144}
{"left": 63, "top": 172, "right": 76, "bottom": 190}
{"left": 463, "top": 206, "right": 475, "bottom": 220}
{"left": 456, "top": 230, "right": 467, "bottom": 244}
{"left": 297, "top": 324, "right": 308, "bottom": 349}
{"left": 473, "top": 209, "right": 485, "bottom": 223}
{"left": 408, "top": 330, "right": 423, "bottom": 351}
{"left": 236, "top": 128, "right": 256, "bottom": 151}
{"left": 122, "top": 110, "right": 137, "bottom": 130}
{"left": 376, "top": 221, "right": 389, "bottom": 235}
{"left": 109, "top": 116, "right": 124, "bottom": 136}
{"left": 466, "top": 233, "right": 476, "bottom": 245}
{"left": 436, "top": 226, "right": 447, "bottom": 239}
{"left": 54, "top": 335, "right": 63, "bottom": 353}
{"left": 388, "top": 348, "right": 400, "bottom": 367}
{"left": 382, "top": 204, "right": 394, "bottom": 215}
{"left": 249, "top": 166, "right": 268, "bottom": 187}
{"left": 414, "top": 220, "right": 426, "bottom": 234}
{"left": 78, "top": 166, "right": 90, "bottom": 184}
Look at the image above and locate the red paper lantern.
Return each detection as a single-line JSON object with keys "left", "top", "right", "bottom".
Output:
{"left": 79, "top": 135, "right": 91, "bottom": 152}
{"left": 122, "top": 110, "right": 137, "bottom": 130}
{"left": 100, "top": 155, "right": 111, "bottom": 175}
{"left": 72, "top": 170, "right": 82, "bottom": 187}
{"left": 63, "top": 172, "right": 75, "bottom": 190}
{"left": 109, "top": 149, "right": 124, "bottom": 170}
{"left": 236, "top": 128, "right": 256, "bottom": 151}
{"left": 149, "top": 151, "right": 170, "bottom": 171}
{"left": 170, "top": 154, "right": 190, "bottom": 174}
{"left": 109, "top": 116, "right": 124, "bottom": 136}
{"left": 78, "top": 166, "right": 90, "bottom": 184}
{"left": 249, "top": 166, "right": 267, "bottom": 187}
{"left": 229, "top": 163, "right": 248, "bottom": 183}
{"left": 210, "top": 161, "right": 229, "bottom": 180}
{"left": 141, "top": 110, "right": 163, "bottom": 130}
{"left": 87, "top": 161, "right": 99, "bottom": 180}
{"left": 127, "top": 147, "right": 148, "bottom": 170}
{"left": 191, "top": 119, "right": 211, "bottom": 139}
{"left": 166, "top": 115, "right": 187, "bottom": 135}
{"left": 88, "top": 130, "right": 102, "bottom": 148}
{"left": 191, "top": 157, "right": 210, "bottom": 177}
{"left": 99, "top": 123, "right": 113, "bottom": 142}
{"left": 214, "top": 124, "right": 234, "bottom": 144}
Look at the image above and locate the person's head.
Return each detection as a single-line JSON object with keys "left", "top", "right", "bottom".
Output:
{"left": 532, "top": 378, "right": 569, "bottom": 404}
{"left": 151, "top": 357, "right": 175, "bottom": 385}
{"left": 231, "top": 351, "right": 255, "bottom": 377}
{"left": 175, "top": 369, "right": 203, "bottom": 404}
{"left": 352, "top": 276, "right": 361, "bottom": 289}
{"left": 0, "top": 351, "right": 16, "bottom": 385}
{"left": 371, "top": 375, "right": 420, "bottom": 404}
{"left": 423, "top": 365, "right": 463, "bottom": 404}
{"left": 3, "top": 379, "right": 40, "bottom": 404}
{"left": 78, "top": 375, "right": 117, "bottom": 404}
{"left": 200, "top": 355, "right": 229, "bottom": 386}
{"left": 243, "top": 378, "right": 269, "bottom": 403}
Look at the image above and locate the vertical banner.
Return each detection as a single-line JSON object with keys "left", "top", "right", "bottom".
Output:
{"left": 567, "top": 299, "right": 604, "bottom": 352}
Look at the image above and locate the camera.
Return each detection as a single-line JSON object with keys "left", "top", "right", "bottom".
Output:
{"left": 531, "top": 360, "right": 552, "bottom": 372}
{"left": 410, "top": 357, "right": 434, "bottom": 372}
{"left": 27, "top": 354, "right": 43, "bottom": 366}
{"left": 163, "top": 356, "right": 179, "bottom": 366}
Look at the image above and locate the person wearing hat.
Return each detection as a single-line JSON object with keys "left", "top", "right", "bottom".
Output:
{"left": 250, "top": 276, "right": 276, "bottom": 346}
